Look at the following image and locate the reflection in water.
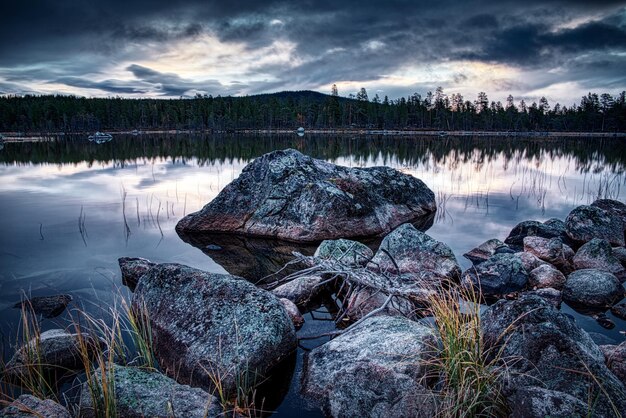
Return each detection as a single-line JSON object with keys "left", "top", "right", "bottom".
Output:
{"left": 0, "top": 134, "right": 625, "bottom": 415}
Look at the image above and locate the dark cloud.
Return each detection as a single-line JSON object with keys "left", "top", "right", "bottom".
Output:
{"left": 0, "top": 0, "right": 624, "bottom": 100}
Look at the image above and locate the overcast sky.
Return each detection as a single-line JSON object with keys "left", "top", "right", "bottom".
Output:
{"left": 1, "top": 0, "right": 625, "bottom": 105}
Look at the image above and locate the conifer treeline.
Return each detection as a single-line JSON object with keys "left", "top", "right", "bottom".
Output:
{"left": 0, "top": 87, "right": 624, "bottom": 132}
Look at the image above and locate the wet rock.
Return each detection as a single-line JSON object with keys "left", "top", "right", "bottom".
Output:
{"left": 612, "top": 302, "right": 626, "bottom": 320}
{"left": 565, "top": 204, "right": 625, "bottom": 247}
{"left": 368, "top": 223, "right": 461, "bottom": 283}
{"left": 528, "top": 264, "right": 566, "bottom": 290}
{"left": 461, "top": 253, "right": 528, "bottom": 297}
{"left": 562, "top": 269, "right": 624, "bottom": 309}
{"left": 507, "top": 387, "right": 589, "bottom": 418}
{"left": 120, "top": 258, "right": 296, "bottom": 394}
{"left": 12, "top": 294, "right": 72, "bottom": 318}
{"left": 272, "top": 275, "right": 325, "bottom": 307}
{"left": 5, "top": 329, "right": 100, "bottom": 382}
{"left": 504, "top": 219, "right": 569, "bottom": 248}
{"left": 176, "top": 149, "right": 436, "bottom": 242}
{"left": 0, "top": 395, "right": 71, "bottom": 418}
{"left": 280, "top": 298, "right": 304, "bottom": 329}
{"left": 528, "top": 287, "right": 562, "bottom": 308}
{"left": 314, "top": 238, "right": 373, "bottom": 267}
{"left": 302, "top": 316, "right": 438, "bottom": 418}
{"left": 119, "top": 257, "right": 156, "bottom": 291}
{"left": 79, "top": 365, "right": 222, "bottom": 418}
{"left": 523, "top": 236, "right": 574, "bottom": 274}
{"left": 516, "top": 251, "right": 550, "bottom": 271}
{"left": 481, "top": 295, "right": 626, "bottom": 417}
{"left": 573, "top": 238, "right": 626, "bottom": 281}
{"left": 463, "top": 238, "right": 510, "bottom": 264}
{"left": 593, "top": 312, "right": 616, "bottom": 329}
{"left": 600, "top": 344, "right": 626, "bottom": 385}
{"left": 592, "top": 199, "right": 626, "bottom": 231}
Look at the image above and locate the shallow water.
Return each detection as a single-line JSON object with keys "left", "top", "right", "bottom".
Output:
{"left": 1, "top": 134, "right": 625, "bottom": 414}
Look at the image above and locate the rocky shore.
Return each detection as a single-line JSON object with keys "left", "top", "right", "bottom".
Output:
{"left": 2, "top": 150, "right": 625, "bottom": 418}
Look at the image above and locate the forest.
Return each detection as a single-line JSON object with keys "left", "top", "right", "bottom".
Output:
{"left": 0, "top": 86, "right": 625, "bottom": 133}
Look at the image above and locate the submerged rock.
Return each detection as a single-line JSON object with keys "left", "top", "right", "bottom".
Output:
{"left": 314, "top": 238, "right": 373, "bottom": 267}
{"left": 528, "top": 264, "right": 566, "bottom": 290}
{"left": 176, "top": 149, "right": 436, "bottom": 242}
{"left": 573, "top": 238, "right": 626, "bottom": 281}
{"left": 0, "top": 395, "right": 71, "bottom": 418}
{"left": 12, "top": 294, "right": 72, "bottom": 318}
{"left": 481, "top": 295, "right": 626, "bottom": 417}
{"left": 565, "top": 205, "right": 625, "bottom": 247}
{"left": 562, "top": 269, "right": 624, "bottom": 309}
{"left": 119, "top": 258, "right": 296, "bottom": 394}
{"left": 301, "top": 316, "right": 438, "bottom": 417}
{"left": 461, "top": 253, "right": 528, "bottom": 297}
{"left": 79, "top": 365, "right": 222, "bottom": 418}
{"left": 504, "top": 219, "right": 569, "bottom": 248}
{"left": 463, "top": 238, "right": 511, "bottom": 264}
{"left": 523, "top": 236, "right": 574, "bottom": 274}
{"left": 5, "top": 329, "right": 100, "bottom": 382}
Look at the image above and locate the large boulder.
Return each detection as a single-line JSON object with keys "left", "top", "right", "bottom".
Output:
{"left": 176, "top": 149, "right": 436, "bottom": 242}
{"left": 562, "top": 269, "right": 624, "bottom": 309}
{"left": 368, "top": 223, "right": 461, "bottom": 283}
{"left": 504, "top": 219, "right": 569, "bottom": 248}
{"left": 461, "top": 253, "right": 528, "bottom": 297}
{"left": 565, "top": 205, "right": 625, "bottom": 247}
{"left": 4, "top": 329, "right": 100, "bottom": 383}
{"left": 528, "top": 264, "right": 566, "bottom": 290}
{"left": 592, "top": 199, "right": 626, "bottom": 231}
{"left": 119, "top": 258, "right": 297, "bottom": 394}
{"left": 481, "top": 295, "right": 626, "bottom": 417}
{"left": 301, "top": 316, "right": 438, "bottom": 417}
{"left": 79, "top": 365, "right": 222, "bottom": 418}
{"left": 0, "top": 395, "right": 71, "bottom": 418}
{"left": 573, "top": 238, "right": 626, "bottom": 281}
{"left": 523, "top": 236, "right": 575, "bottom": 274}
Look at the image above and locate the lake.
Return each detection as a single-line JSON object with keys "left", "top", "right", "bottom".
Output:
{"left": 1, "top": 133, "right": 625, "bottom": 415}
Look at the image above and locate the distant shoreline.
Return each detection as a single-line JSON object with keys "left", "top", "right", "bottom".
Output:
{"left": 1, "top": 129, "right": 625, "bottom": 142}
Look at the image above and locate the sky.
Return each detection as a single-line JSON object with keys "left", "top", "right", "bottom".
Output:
{"left": 1, "top": 0, "right": 625, "bottom": 106}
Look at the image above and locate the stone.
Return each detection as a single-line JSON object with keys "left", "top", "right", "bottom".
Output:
{"left": 562, "top": 269, "right": 624, "bottom": 309}
{"left": 301, "top": 316, "right": 438, "bottom": 418}
{"left": 314, "top": 238, "right": 373, "bottom": 267}
{"left": 573, "top": 238, "right": 626, "bottom": 281}
{"left": 0, "top": 395, "right": 70, "bottom": 418}
{"left": 368, "top": 223, "right": 461, "bottom": 283}
{"left": 528, "top": 264, "right": 566, "bottom": 290}
{"left": 463, "top": 238, "right": 510, "bottom": 264}
{"left": 279, "top": 298, "right": 304, "bottom": 330}
{"left": 176, "top": 149, "right": 436, "bottom": 242}
{"left": 461, "top": 253, "right": 528, "bottom": 297}
{"left": 612, "top": 302, "right": 626, "bottom": 320}
{"left": 12, "top": 294, "right": 72, "bottom": 318}
{"left": 272, "top": 275, "right": 325, "bottom": 307}
{"left": 5, "top": 329, "right": 100, "bottom": 383}
{"left": 565, "top": 204, "right": 625, "bottom": 247}
{"left": 120, "top": 258, "right": 296, "bottom": 394}
{"left": 79, "top": 365, "right": 222, "bottom": 418}
{"left": 613, "top": 247, "right": 626, "bottom": 268}
{"left": 504, "top": 219, "right": 569, "bottom": 248}
{"left": 118, "top": 257, "right": 156, "bottom": 291}
{"left": 600, "top": 344, "right": 626, "bottom": 385}
{"left": 528, "top": 287, "right": 562, "bottom": 308}
{"left": 481, "top": 295, "right": 626, "bottom": 417}
{"left": 592, "top": 199, "right": 626, "bottom": 231}
{"left": 523, "top": 236, "right": 575, "bottom": 274}
{"left": 515, "top": 251, "right": 550, "bottom": 272}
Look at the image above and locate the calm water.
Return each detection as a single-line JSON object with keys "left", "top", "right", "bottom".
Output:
{"left": 1, "top": 134, "right": 625, "bottom": 415}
